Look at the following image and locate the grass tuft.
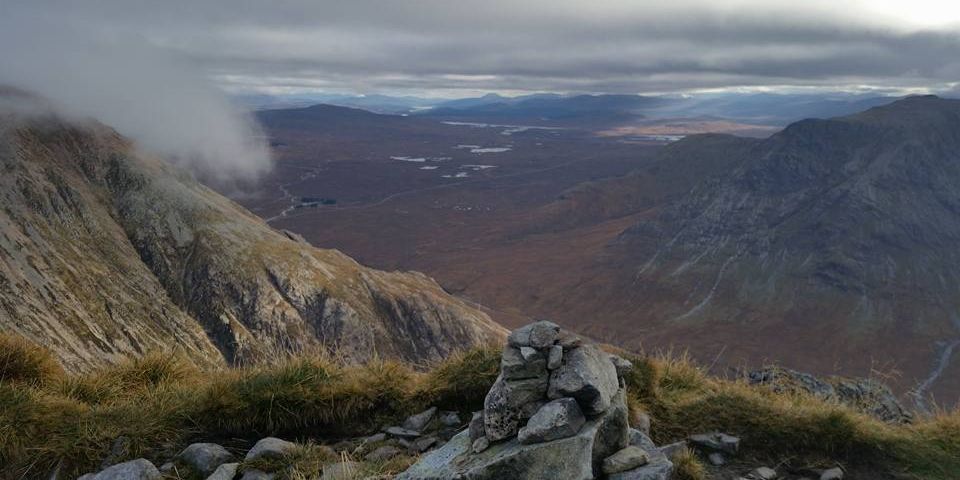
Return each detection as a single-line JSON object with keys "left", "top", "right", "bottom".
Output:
{"left": 0, "top": 333, "right": 64, "bottom": 386}
{"left": 414, "top": 345, "right": 501, "bottom": 412}
{"left": 670, "top": 447, "right": 706, "bottom": 480}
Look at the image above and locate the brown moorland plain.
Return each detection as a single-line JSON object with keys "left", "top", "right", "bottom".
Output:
{"left": 237, "top": 99, "right": 960, "bottom": 408}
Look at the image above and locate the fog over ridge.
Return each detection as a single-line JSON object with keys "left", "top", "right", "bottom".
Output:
{"left": 0, "top": 7, "right": 271, "bottom": 183}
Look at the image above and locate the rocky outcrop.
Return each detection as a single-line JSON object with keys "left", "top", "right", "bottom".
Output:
{"left": 747, "top": 366, "right": 912, "bottom": 423}
{"left": 398, "top": 321, "right": 673, "bottom": 480}
{"left": 0, "top": 112, "right": 506, "bottom": 371}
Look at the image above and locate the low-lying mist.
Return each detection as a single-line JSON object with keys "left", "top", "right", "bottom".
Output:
{"left": 0, "top": 9, "right": 271, "bottom": 184}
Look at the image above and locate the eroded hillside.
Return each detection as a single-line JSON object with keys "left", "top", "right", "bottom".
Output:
{"left": 0, "top": 113, "right": 505, "bottom": 371}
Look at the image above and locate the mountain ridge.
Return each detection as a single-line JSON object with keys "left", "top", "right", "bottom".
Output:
{"left": 571, "top": 95, "right": 960, "bottom": 402}
{"left": 0, "top": 111, "right": 506, "bottom": 372}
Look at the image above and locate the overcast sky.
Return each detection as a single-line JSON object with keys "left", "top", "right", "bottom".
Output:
{"left": 7, "top": 0, "right": 960, "bottom": 97}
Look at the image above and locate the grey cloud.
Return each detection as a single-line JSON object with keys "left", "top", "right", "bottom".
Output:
{"left": 0, "top": 4, "right": 271, "bottom": 183}
{"left": 6, "top": 1, "right": 960, "bottom": 97}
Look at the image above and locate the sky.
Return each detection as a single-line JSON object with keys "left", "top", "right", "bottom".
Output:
{"left": 2, "top": 1, "right": 959, "bottom": 180}
{"left": 5, "top": 0, "right": 959, "bottom": 98}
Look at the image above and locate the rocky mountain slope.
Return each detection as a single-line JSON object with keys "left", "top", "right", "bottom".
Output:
{"left": 0, "top": 111, "right": 505, "bottom": 371}
{"left": 561, "top": 96, "right": 960, "bottom": 403}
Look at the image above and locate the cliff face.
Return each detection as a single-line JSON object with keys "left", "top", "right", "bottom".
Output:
{"left": 610, "top": 96, "right": 960, "bottom": 398}
{"left": 0, "top": 115, "right": 505, "bottom": 371}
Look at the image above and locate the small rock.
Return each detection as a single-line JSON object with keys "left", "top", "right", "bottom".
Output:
{"left": 708, "top": 452, "right": 726, "bottom": 466}
{"left": 438, "top": 411, "right": 462, "bottom": 427}
{"left": 176, "top": 442, "right": 234, "bottom": 476}
{"left": 402, "top": 407, "right": 438, "bottom": 432}
{"left": 386, "top": 426, "right": 423, "bottom": 439}
{"left": 412, "top": 436, "right": 438, "bottom": 452}
{"left": 322, "top": 461, "right": 362, "bottom": 480}
{"left": 468, "top": 411, "right": 485, "bottom": 442}
{"left": 547, "top": 344, "right": 620, "bottom": 415}
{"left": 282, "top": 229, "right": 309, "bottom": 244}
{"left": 519, "top": 346, "right": 540, "bottom": 361}
{"left": 613, "top": 430, "right": 674, "bottom": 480}
{"left": 207, "top": 463, "right": 239, "bottom": 480}
{"left": 820, "top": 467, "right": 844, "bottom": 480}
{"left": 610, "top": 355, "right": 634, "bottom": 379}
{"left": 507, "top": 320, "right": 560, "bottom": 348}
{"left": 658, "top": 441, "right": 687, "bottom": 459}
{"left": 239, "top": 470, "right": 275, "bottom": 480}
{"left": 331, "top": 440, "right": 356, "bottom": 453}
{"left": 501, "top": 347, "right": 547, "bottom": 380}
{"left": 363, "top": 433, "right": 387, "bottom": 444}
{"left": 602, "top": 446, "right": 650, "bottom": 474}
{"left": 547, "top": 345, "right": 563, "bottom": 370}
{"left": 158, "top": 463, "right": 174, "bottom": 475}
{"left": 365, "top": 446, "right": 403, "bottom": 462}
{"left": 688, "top": 432, "right": 740, "bottom": 455}
{"left": 245, "top": 437, "right": 295, "bottom": 461}
{"left": 751, "top": 466, "right": 778, "bottom": 480}
{"left": 517, "top": 398, "right": 586, "bottom": 444}
{"left": 471, "top": 436, "right": 490, "bottom": 453}
{"left": 528, "top": 321, "right": 561, "bottom": 347}
{"left": 79, "top": 459, "right": 161, "bottom": 480}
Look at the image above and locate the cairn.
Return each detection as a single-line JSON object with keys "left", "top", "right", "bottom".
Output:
{"left": 399, "top": 321, "right": 673, "bottom": 480}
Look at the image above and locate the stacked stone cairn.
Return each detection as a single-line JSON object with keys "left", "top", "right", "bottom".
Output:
{"left": 399, "top": 321, "right": 674, "bottom": 480}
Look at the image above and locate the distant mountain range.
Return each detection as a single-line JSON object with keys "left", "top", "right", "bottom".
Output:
{"left": 237, "top": 91, "right": 931, "bottom": 127}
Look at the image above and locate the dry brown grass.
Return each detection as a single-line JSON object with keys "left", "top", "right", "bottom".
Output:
{"left": 0, "top": 334, "right": 64, "bottom": 386}
{"left": 1, "top": 333, "right": 959, "bottom": 479}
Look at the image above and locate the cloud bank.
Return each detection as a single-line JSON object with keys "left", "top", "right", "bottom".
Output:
{"left": 14, "top": 0, "right": 957, "bottom": 97}
{"left": 0, "top": 5, "right": 271, "bottom": 183}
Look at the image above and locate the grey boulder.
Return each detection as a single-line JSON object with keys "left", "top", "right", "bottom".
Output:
{"left": 471, "top": 436, "right": 490, "bottom": 453}
{"left": 176, "top": 442, "right": 234, "bottom": 476}
{"left": 322, "top": 461, "right": 362, "bottom": 480}
{"left": 708, "top": 452, "right": 726, "bottom": 466}
{"left": 608, "top": 430, "right": 673, "bottom": 480}
{"left": 403, "top": 407, "right": 438, "bottom": 432}
{"left": 239, "top": 469, "right": 276, "bottom": 480}
{"left": 483, "top": 374, "right": 548, "bottom": 441}
{"left": 468, "top": 411, "right": 486, "bottom": 441}
{"left": 386, "top": 426, "right": 423, "bottom": 439}
{"left": 77, "top": 459, "right": 161, "bottom": 480}
{"left": 207, "top": 463, "right": 239, "bottom": 480}
{"left": 507, "top": 321, "right": 560, "bottom": 348}
{"left": 602, "top": 446, "right": 649, "bottom": 474}
{"left": 658, "top": 440, "right": 687, "bottom": 459}
{"left": 517, "top": 398, "right": 585, "bottom": 444}
{"left": 245, "top": 437, "right": 296, "bottom": 461}
{"left": 688, "top": 432, "right": 740, "bottom": 455}
{"left": 547, "top": 345, "right": 563, "bottom": 370}
{"left": 366, "top": 445, "right": 403, "bottom": 462}
{"left": 750, "top": 466, "right": 778, "bottom": 479}
{"left": 548, "top": 345, "right": 620, "bottom": 415}
{"left": 501, "top": 347, "right": 547, "bottom": 380}
{"left": 820, "top": 467, "right": 844, "bottom": 480}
